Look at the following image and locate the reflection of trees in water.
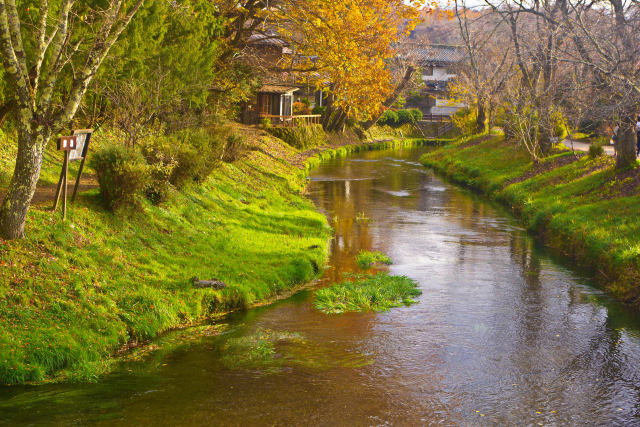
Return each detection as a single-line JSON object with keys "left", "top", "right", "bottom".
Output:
{"left": 309, "top": 150, "right": 431, "bottom": 282}
{"left": 504, "top": 224, "right": 637, "bottom": 420}
{"left": 306, "top": 148, "right": 640, "bottom": 422}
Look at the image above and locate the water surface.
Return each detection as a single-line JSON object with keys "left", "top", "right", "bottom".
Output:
{"left": 2, "top": 145, "right": 640, "bottom": 425}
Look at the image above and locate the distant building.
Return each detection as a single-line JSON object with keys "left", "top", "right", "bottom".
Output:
{"left": 240, "top": 31, "right": 326, "bottom": 125}
{"left": 406, "top": 44, "right": 467, "bottom": 116}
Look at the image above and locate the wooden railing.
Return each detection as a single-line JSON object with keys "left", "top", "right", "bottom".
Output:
{"left": 435, "top": 121, "right": 454, "bottom": 137}
{"left": 420, "top": 114, "right": 451, "bottom": 123}
{"left": 259, "top": 114, "right": 322, "bottom": 127}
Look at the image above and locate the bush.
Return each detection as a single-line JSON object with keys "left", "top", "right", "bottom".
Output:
{"left": 169, "top": 128, "right": 224, "bottom": 187}
{"left": 589, "top": 141, "right": 605, "bottom": 158}
{"left": 90, "top": 144, "right": 150, "bottom": 211}
{"left": 396, "top": 109, "right": 415, "bottom": 125}
{"left": 378, "top": 110, "right": 398, "bottom": 127}
{"left": 452, "top": 107, "right": 477, "bottom": 135}
{"left": 222, "top": 133, "right": 246, "bottom": 163}
{"left": 551, "top": 110, "right": 570, "bottom": 139}
{"left": 260, "top": 117, "right": 272, "bottom": 129}
{"left": 140, "top": 139, "right": 178, "bottom": 204}
{"left": 312, "top": 106, "right": 326, "bottom": 115}
{"left": 409, "top": 108, "right": 423, "bottom": 122}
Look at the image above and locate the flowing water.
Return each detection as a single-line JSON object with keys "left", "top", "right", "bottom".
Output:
{"left": 2, "top": 145, "right": 640, "bottom": 425}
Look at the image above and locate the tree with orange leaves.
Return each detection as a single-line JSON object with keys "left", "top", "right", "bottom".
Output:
{"left": 268, "top": 0, "right": 428, "bottom": 132}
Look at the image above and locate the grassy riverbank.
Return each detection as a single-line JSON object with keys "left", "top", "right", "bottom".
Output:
{"left": 0, "top": 126, "right": 428, "bottom": 385}
{"left": 421, "top": 133, "right": 640, "bottom": 307}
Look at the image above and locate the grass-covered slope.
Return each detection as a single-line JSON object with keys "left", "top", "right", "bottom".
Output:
{"left": 421, "top": 134, "right": 640, "bottom": 305}
{"left": 0, "top": 132, "right": 331, "bottom": 385}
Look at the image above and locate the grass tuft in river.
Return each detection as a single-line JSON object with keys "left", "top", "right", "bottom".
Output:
{"left": 220, "top": 328, "right": 305, "bottom": 369}
{"left": 314, "top": 273, "right": 421, "bottom": 314}
{"left": 355, "top": 250, "right": 392, "bottom": 269}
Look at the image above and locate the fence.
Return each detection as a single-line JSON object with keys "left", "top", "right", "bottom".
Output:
{"left": 420, "top": 114, "right": 451, "bottom": 123}
{"left": 259, "top": 114, "right": 322, "bottom": 127}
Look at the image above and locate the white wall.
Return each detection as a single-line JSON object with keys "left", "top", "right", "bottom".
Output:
{"left": 430, "top": 98, "right": 467, "bottom": 115}
{"left": 422, "top": 66, "right": 456, "bottom": 82}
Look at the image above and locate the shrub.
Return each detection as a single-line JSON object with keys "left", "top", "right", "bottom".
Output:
{"left": 409, "top": 108, "right": 423, "bottom": 122}
{"left": 222, "top": 133, "right": 246, "bottom": 163}
{"left": 551, "top": 110, "right": 570, "bottom": 139}
{"left": 141, "top": 138, "right": 178, "bottom": 204}
{"left": 452, "top": 107, "right": 477, "bottom": 135}
{"left": 260, "top": 117, "right": 272, "bottom": 129}
{"left": 145, "top": 162, "right": 175, "bottom": 204}
{"left": 169, "top": 128, "right": 224, "bottom": 187}
{"left": 90, "top": 144, "right": 150, "bottom": 211}
{"left": 589, "top": 141, "right": 605, "bottom": 158}
{"left": 312, "top": 105, "right": 326, "bottom": 115}
{"left": 378, "top": 110, "right": 398, "bottom": 127}
{"left": 396, "top": 109, "right": 415, "bottom": 125}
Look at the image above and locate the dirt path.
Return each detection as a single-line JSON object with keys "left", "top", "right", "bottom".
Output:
{"left": 563, "top": 139, "right": 618, "bottom": 156}
{"left": 0, "top": 174, "right": 98, "bottom": 207}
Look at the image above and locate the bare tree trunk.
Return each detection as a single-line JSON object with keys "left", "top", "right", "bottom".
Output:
{"left": 361, "top": 66, "right": 416, "bottom": 131}
{"left": 0, "top": 129, "right": 46, "bottom": 239}
{"left": 538, "top": 120, "right": 553, "bottom": 154}
{"left": 616, "top": 121, "right": 637, "bottom": 170}
{"left": 476, "top": 101, "right": 487, "bottom": 133}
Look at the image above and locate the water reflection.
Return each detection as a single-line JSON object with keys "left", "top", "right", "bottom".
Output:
{"left": 1, "top": 145, "right": 640, "bottom": 425}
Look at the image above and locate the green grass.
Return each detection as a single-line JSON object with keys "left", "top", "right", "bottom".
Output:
{"left": 0, "top": 132, "right": 332, "bottom": 385}
{"left": 421, "top": 134, "right": 640, "bottom": 305}
{"left": 355, "top": 250, "right": 392, "bottom": 269}
{"left": 314, "top": 273, "right": 422, "bottom": 314}
{"left": 0, "top": 127, "right": 433, "bottom": 385}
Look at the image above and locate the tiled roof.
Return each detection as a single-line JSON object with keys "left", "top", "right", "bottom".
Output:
{"left": 259, "top": 85, "right": 299, "bottom": 94}
{"left": 411, "top": 44, "right": 465, "bottom": 64}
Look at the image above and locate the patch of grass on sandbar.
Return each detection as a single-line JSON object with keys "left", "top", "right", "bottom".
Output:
{"left": 355, "top": 250, "right": 392, "bottom": 269}
{"left": 314, "top": 273, "right": 421, "bottom": 314}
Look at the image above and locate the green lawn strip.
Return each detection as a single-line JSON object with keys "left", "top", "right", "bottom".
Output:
{"left": 421, "top": 134, "right": 640, "bottom": 305}
{"left": 0, "top": 132, "right": 433, "bottom": 385}
{"left": 0, "top": 134, "right": 330, "bottom": 385}
{"left": 314, "top": 273, "right": 422, "bottom": 314}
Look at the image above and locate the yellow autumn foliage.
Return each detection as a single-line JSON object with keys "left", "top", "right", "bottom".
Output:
{"left": 269, "top": 0, "right": 428, "bottom": 120}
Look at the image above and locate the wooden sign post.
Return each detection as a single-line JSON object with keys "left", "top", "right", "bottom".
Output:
{"left": 69, "top": 129, "right": 94, "bottom": 202}
{"left": 52, "top": 135, "right": 78, "bottom": 220}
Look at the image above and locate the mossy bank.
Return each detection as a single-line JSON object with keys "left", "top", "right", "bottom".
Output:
{"left": 421, "top": 134, "right": 640, "bottom": 307}
{"left": 0, "top": 126, "right": 428, "bottom": 385}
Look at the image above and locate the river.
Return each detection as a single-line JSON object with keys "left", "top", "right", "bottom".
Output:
{"left": 1, "top": 145, "right": 640, "bottom": 425}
